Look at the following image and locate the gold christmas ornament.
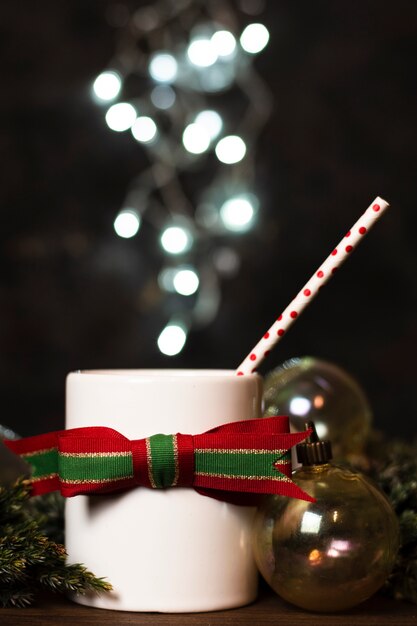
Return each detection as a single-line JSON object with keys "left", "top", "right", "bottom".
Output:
{"left": 252, "top": 423, "right": 399, "bottom": 613}
{"left": 263, "top": 356, "right": 372, "bottom": 458}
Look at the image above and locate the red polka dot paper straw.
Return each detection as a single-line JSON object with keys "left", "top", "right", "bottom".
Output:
{"left": 236, "top": 196, "right": 390, "bottom": 376}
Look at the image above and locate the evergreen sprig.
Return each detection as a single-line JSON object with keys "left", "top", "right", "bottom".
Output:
{"left": 359, "top": 434, "right": 417, "bottom": 604}
{"left": 0, "top": 479, "right": 112, "bottom": 608}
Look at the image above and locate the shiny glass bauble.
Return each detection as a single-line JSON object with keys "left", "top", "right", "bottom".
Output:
{"left": 253, "top": 463, "right": 399, "bottom": 612}
{"left": 263, "top": 357, "right": 372, "bottom": 458}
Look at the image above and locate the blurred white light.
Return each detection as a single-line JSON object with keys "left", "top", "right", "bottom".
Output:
{"left": 289, "top": 397, "right": 312, "bottom": 416}
{"left": 131, "top": 116, "right": 157, "bottom": 143}
{"left": 213, "top": 247, "right": 241, "bottom": 277}
{"left": 182, "top": 123, "right": 210, "bottom": 154}
{"left": 93, "top": 71, "right": 122, "bottom": 101}
{"left": 215, "top": 135, "right": 246, "bottom": 164}
{"left": 211, "top": 30, "right": 236, "bottom": 57}
{"left": 195, "top": 203, "right": 219, "bottom": 229}
{"left": 200, "top": 64, "right": 235, "bottom": 92}
{"left": 157, "top": 324, "right": 187, "bottom": 356}
{"left": 220, "top": 197, "right": 255, "bottom": 232}
{"left": 329, "top": 539, "right": 350, "bottom": 554}
{"left": 160, "top": 226, "right": 192, "bottom": 254}
{"left": 105, "top": 102, "right": 136, "bottom": 132}
{"left": 195, "top": 110, "right": 223, "bottom": 140}
{"left": 187, "top": 39, "right": 217, "bottom": 67}
{"left": 151, "top": 85, "right": 176, "bottom": 109}
{"left": 149, "top": 53, "right": 178, "bottom": 83}
{"left": 301, "top": 511, "right": 322, "bottom": 534}
{"left": 315, "top": 421, "right": 328, "bottom": 439}
{"left": 240, "top": 23, "right": 270, "bottom": 54}
{"left": 158, "top": 268, "right": 176, "bottom": 292}
{"left": 173, "top": 268, "right": 199, "bottom": 296}
{"left": 114, "top": 209, "right": 141, "bottom": 238}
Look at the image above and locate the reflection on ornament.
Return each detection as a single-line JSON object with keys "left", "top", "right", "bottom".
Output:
{"left": 253, "top": 426, "right": 399, "bottom": 612}
{"left": 263, "top": 357, "right": 372, "bottom": 458}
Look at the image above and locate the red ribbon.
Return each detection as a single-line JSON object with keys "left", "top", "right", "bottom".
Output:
{"left": 4, "top": 416, "right": 314, "bottom": 505}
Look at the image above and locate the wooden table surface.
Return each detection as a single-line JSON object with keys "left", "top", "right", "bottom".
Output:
{"left": 2, "top": 589, "right": 417, "bottom": 626}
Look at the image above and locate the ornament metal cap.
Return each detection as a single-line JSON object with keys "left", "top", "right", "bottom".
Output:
{"left": 296, "top": 421, "right": 333, "bottom": 466}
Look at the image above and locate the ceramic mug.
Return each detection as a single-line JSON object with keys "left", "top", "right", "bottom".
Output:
{"left": 65, "top": 369, "right": 262, "bottom": 612}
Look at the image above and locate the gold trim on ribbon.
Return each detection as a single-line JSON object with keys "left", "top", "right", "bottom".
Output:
{"left": 146, "top": 437, "right": 156, "bottom": 488}
{"left": 195, "top": 472, "right": 292, "bottom": 483}
{"left": 21, "top": 447, "right": 56, "bottom": 458}
{"left": 61, "top": 475, "right": 133, "bottom": 485}
{"left": 59, "top": 451, "right": 131, "bottom": 458}
{"left": 172, "top": 434, "right": 179, "bottom": 487}
{"left": 194, "top": 448, "right": 287, "bottom": 455}
{"left": 31, "top": 473, "right": 58, "bottom": 482}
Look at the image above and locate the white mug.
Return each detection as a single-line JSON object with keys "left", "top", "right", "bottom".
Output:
{"left": 65, "top": 369, "right": 262, "bottom": 612}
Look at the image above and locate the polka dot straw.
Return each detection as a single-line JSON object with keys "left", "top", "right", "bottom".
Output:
{"left": 236, "top": 196, "right": 390, "bottom": 376}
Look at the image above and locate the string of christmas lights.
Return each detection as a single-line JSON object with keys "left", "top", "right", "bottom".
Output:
{"left": 91, "top": 0, "right": 272, "bottom": 357}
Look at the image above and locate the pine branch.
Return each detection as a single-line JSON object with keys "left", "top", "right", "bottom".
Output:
{"left": 359, "top": 433, "right": 417, "bottom": 604}
{"left": 0, "top": 586, "right": 34, "bottom": 608}
{"left": 0, "top": 479, "right": 112, "bottom": 608}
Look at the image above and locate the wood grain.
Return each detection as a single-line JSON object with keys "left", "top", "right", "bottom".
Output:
{"left": 1, "top": 590, "right": 417, "bottom": 626}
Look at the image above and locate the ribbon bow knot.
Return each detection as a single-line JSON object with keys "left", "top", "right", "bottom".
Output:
{"left": 4, "top": 417, "right": 314, "bottom": 504}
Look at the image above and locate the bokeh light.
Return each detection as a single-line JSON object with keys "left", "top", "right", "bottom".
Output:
{"left": 94, "top": 6, "right": 271, "bottom": 350}
{"left": 151, "top": 85, "right": 176, "bottom": 109}
{"left": 160, "top": 226, "right": 192, "bottom": 254}
{"left": 195, "top": 203, "right": 219, "bottom": 229}
{"left": 158, "top": 268, "right": 176, "bottom": 292}
{"left": 157, "top": 323, "right": 187, "bottom": 356}
{"left": 114, "top": 209, "right": 141, "bottom": 238}
{"left": 194, "top": 110, "right": 223, "bottom": 140}
{"left": 220, "top": 196, "right": 255, "bottom": 231}
{"left": 149, "top": 52, "right": 178, "bottom": 83}
{"left": 212, "top": 247, "right": 241, "bottom": 277}
{"left": 93, "top": 71, "right": 122, "bottom": 101}
{"left": 105, "top": 102, "right": 137, "bottom": 132}
{"left": 211, "top": 30, "right": 237, "bottom": 57}
{"left": 173, "top": 268, "right": 200, "bottom": 295}
{"left": 131, "top": 116, "right": 158, "bottom": 143}
{"left": 187, "top": 39, "right": 218, "bottom": 67}
{"left": 182, "top": 123, "right": 211, "bottom": 154}
{"left": 199, "top": 64, "right": 235, "bottom": 92}
{"left": 215, "top": 135, "right": 246, "bottom": 164}
{"left": 240, "top": 23, "right": 270, "bottom": 54}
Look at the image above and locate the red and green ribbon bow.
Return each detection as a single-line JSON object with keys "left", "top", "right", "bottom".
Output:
{"left": 4, "top": 416, "right": 314, "bottom": 505}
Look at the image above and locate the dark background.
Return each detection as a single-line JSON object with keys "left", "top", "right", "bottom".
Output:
{"left": 0, "top": 0, "right": 416, "bottom": 438}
